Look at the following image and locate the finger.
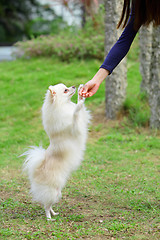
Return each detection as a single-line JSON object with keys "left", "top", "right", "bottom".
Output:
{"left": 81, "top": 92, "right": 87, "bottom": 97}
{"left": 85, "top": 87, "right": 97, "bottom": 97}
{"left": 79, "top": 88, "right": 85, "bottom": 96}
{"left": 84, "top": 92, "right": 92, "bottom": 98}
{"left": 78, "top": 86, "right": 83, "bottom": 94}
{"left": 81, "top": 84, "right": 89, "bottom": 94}
{"left": 88, "top": 92, "right": 93, "bottom": 97}
{"left": 88, "top": 92, "right": 94, "bottom": 97}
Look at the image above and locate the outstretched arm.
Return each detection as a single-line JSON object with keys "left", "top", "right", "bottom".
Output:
{"left": 80, "top": 9, "right": 138, "bottom": 98}
{"left": 100, "top": 11, "right": 138, "bottom": 74}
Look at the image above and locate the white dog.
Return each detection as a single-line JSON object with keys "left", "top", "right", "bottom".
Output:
{"left": 22, "top": 83, "right": 90, "bottom": 220}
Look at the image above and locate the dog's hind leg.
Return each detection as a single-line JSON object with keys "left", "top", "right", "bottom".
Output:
{"left": 45, "top": 205, "right": 59, "bottom": 221}
{"left": 45, "top": 206, "right": 52, "bottom": 220}
{"left": 49, "top": 189, "right": 61, "bottom": 217}
{"left": 50, "top": 207, "right": 59, "bottom": 216}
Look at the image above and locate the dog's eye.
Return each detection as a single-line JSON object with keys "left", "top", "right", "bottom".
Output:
{"left": 64, "top": 89, "right": 69, "bottom": 93}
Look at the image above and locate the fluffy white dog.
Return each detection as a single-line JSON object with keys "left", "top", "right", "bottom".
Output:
{"left": 22, "top": 84, "right": 90, "bottom": 220}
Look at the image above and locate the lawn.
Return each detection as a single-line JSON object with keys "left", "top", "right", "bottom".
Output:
{"left": 0, "top": 52, "right": 160, "bottom": 239}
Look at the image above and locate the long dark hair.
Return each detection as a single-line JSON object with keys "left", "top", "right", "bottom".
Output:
{"left": 117, "top": 0, "right": 160, "bottom": 30}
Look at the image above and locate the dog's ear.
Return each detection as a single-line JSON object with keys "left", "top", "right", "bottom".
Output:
{"left": 49, "top": 86, "right": 56, "bottom": 96}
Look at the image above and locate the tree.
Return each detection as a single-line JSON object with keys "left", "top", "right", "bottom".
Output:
{"left": 148, "top": 26, "right": 160, "bottom": 128}
{"left": 139, "top": 25, "right": 153, "bottom": 94}
{"left": 140, "top": 25, "right": 160, "bottom": 128}
{"left": 104, "top": 0, "right": 127, "bottom": 119}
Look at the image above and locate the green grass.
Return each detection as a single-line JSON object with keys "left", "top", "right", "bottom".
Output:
{"left": 0, "top": 53, "right": 160, "bottom": 239}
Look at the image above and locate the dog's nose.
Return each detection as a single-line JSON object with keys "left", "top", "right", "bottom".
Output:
{"left": 72, "top": 86, "right": 76, "bottom": 89}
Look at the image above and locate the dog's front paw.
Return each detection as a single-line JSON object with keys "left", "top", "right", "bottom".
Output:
{"left": 78, "top": 84, "right": 84, "bottom": 93}
{"left": 78, "top": 84, "right": 85, "bottom": 102}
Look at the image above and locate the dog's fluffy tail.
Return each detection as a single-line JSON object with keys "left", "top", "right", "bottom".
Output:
{"left": 22, "top": 146, "right": 46, "bottom": 182}
{"left": 22, "top": 146, "right": 61, "bottom": 207}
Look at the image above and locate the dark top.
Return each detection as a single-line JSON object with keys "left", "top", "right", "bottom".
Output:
{"left": 100, "top": 10, "right": 138, "bottom": 74}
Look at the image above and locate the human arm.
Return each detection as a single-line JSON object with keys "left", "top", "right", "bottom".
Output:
{"left": 100, "top": 10, "right": 138, "bottom": 73}
{"left": 79, "top": 9, "right": 138, "bottom": 98}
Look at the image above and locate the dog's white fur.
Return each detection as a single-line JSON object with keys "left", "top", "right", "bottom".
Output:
{"left": 22, "top": 83, "right": 90, "bottom": 220}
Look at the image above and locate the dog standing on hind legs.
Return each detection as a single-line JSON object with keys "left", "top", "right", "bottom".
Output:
{"left": 22, "top": 83, "right": 90, "bottom": 220}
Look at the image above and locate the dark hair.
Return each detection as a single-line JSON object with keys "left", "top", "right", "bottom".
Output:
{"left": 117, "top": 0, "right": 160, "bottom": 30}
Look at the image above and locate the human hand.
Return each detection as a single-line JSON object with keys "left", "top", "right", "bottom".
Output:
{"left": 79, "top": 79, "right": 100, "bottom": 98}
{"left": 78, "top": 68, "right": 109, "bottom": 98}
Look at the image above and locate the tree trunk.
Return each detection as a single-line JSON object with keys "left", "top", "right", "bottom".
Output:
{"left": 140, "top": 25, "right": 160, "bottom": 128}
{"left": 104, "top": 0, "right": 127, "bottom": 119}
{"left": 149, "top": 26, "right": 160, "bottom": 128}
{"left": 139, "top": 24, "right": 153, "bottom": 94}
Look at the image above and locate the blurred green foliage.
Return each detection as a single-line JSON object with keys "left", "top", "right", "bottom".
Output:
{"left": 15, "top": 5, "right": 105, "bottom": 60}
{"left": 0, "top": 0, "right": 66, "bottom": 44}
